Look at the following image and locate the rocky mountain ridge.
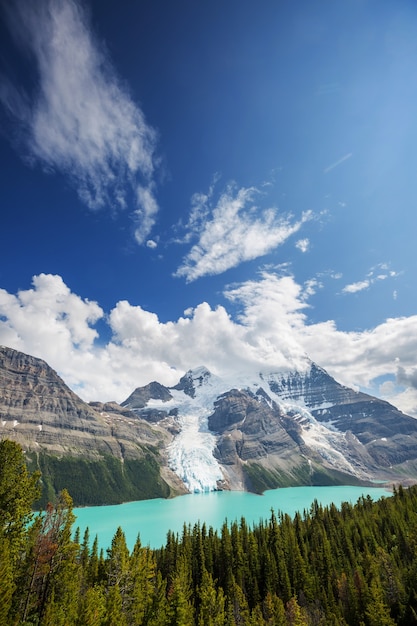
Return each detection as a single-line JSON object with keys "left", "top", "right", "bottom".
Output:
{"left": 123, "top": 364, "right": 417, "bottom": 493}
{"left": 1, "top": 345, "right": 417, "bottom": 505}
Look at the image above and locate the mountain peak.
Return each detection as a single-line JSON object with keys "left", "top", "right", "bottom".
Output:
{"left": 121, "top": 380, "right": 172, "bottom": 409}
{"left": 171, "top": 366, "right": 213, "bottom": 398}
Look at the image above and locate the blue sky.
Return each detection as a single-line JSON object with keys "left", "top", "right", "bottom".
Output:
{"left": 1, "top": 0, "right": 417, "bottom": 415}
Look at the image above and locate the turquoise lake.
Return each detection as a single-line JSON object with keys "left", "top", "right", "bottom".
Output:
{"left": 73, "top": 485, "right": 390, "bottom": 551}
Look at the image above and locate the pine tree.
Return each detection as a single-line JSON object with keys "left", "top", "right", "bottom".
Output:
{"left": 229, "top": 577, "right": 250, "bottom": 625}
{"left": 106, "top": 527, "right": 130, "bottom": 589}
{"left": 285, "top": 596, "right": 308, "bottom": 626}
{"left": 262, "top": 592, "right": 286, "bottom": 626}
{"left": 197, "top": 567, "right": 226, "bottom": 626}
{"left": 19, "top": 489, "right": 78, "bottom": 623}
{"left": 249, "top": 604, "right": 264, "bottom": 625}
{"left": 365, "top": 577, "right": 396, "bottom": 626}
{"left": 0, "top": 538, "right": 15, "bottom": 626}
{"left": 128, "top": 536, "right": 158, "bottom": 625}
{"left": 0, "top": 440, "right": 40, "bottom": 563}
{"left": 105, "top": 583, "right": 127, "bottom": 626}
{"left": 79, "top": 584, "right": 107, "bottom": 625}
{"left": 146, "top": 571, "right": 169, "bottom": 626}
{"left": 106, "top": 527, "right": 131, "bottom": 618}
{"left": 166, "top": 553, "right": 194, "bottom": 626}
{"left": 80, "top": 527, "right": 90, "bottom": 569}
{"left": 87, "top": 535, "right": 100, "bottom": 585}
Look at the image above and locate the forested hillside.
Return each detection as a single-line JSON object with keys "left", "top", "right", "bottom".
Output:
{"left": 1, "top": 438, "right": 417, "bottom": 625}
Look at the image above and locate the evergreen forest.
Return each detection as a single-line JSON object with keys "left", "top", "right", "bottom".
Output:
{"left": 1, "top": 438, "right": 417, "bottom": 625}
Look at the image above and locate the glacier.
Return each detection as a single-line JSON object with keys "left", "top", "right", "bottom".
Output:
{"left": 152, "top": 368, "right": 227, "bottom": 492}
{"left": 167, "top": 408, "right": 224, "bottom": 492}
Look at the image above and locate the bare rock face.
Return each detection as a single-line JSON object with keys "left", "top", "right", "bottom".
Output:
{"left": 0, "top": 346, "right": 109, "bottom": 454}
{"left": 171, "top": 368, "right": 212, "bottom": 398}
{"left": 206, "top": 386, "right": 359, "bottom": 490}
{"left": 122, "top": 382, "right": 173, "bottom": 409}
{"left": 209, "top": 389, "right": 299, "bottom": 462}
{"left": 121, "top": 382, "right": 178, "bottom": 423}
{"left": 0, "top": 346, "right": 100, "bottom": 424}
{"left": 0, "top": 346, "right": 184, "bottom": 505}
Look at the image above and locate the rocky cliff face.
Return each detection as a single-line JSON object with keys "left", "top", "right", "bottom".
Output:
{"left": 0, "top": 346, "right": 157, "bottom": 458}
{"left": 0, "top": 346, "right": 185, "bottom": 505}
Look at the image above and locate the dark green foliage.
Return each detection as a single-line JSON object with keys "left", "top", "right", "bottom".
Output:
{"left": 31, "top": 451, "right": 172, "bottom": 508}
{"left": 244, "top": 463, "right": 298, "bottom": 492}
{"left": 4, "top": 440, "right": 417, "bottom": 624}
{"left": 0, "top": 440, "right": 41, "bottom": 554}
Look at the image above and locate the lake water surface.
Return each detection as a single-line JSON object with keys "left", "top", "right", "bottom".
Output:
{"left": 73, "top": 485, "right": 389, "bottom": 551}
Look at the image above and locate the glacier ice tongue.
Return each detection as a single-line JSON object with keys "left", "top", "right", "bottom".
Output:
{"left": 167, "top": 370, "right": 226, "bottom": 492}
{"left": 168, "top": 410, "right": 224, "bottom": 492}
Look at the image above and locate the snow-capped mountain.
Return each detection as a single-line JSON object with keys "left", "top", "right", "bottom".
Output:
{"left": 122, "top": 363, "right": 417, "bottom": 493}
{"left": 2, "top": 344, "right": 417, "bottom": 506}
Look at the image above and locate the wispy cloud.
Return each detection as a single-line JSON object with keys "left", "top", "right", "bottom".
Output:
{"left": 0, "top": 0, "right": 159, "bottom": 243}
{"left": 175, "top": 182, "right": 311, "bottom": 282}
{"left": 323, "top": 152, "right": 352, "bottom": 174}
{"left": 342, "top": 263, "right": 398, "bottom": 295}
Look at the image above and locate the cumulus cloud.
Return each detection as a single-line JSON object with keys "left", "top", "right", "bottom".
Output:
{"left": 0, "top": 274, "right": 103, "bottom": 392}
{"left": 175, "top": 182, "right": 311, "bottom": 281}
{"left": 0, "top": 0, "right": 159, "bottom": 240}
{"left": 397, "top": 366, "right": 417, "bottom": 390}
{"left": 1, "top": 272, "right": 417, "bottom": 417}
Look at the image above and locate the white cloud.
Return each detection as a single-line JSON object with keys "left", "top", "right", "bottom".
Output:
{"left": 378, "top": 372, "right": 417, "bottom": 418}
{"left": 1, "top": 272, "right": 417, "bottom": 417}
{"left": 175, "top": 182, "right": 311, "bottom": 281}
{"left": 342, "top": 280, "right": 370, "bottom": 294}
{"left": 135, "top": 185, "right": 159, "bottom": 244}
{"left": 1, "top": 0, "right": 159, "bottom": 241}
{"left": 295, "top": 238, "right": 310, "bottom": 253}
{"left": 0, "top": 274, "right": 102, "bottom": 377}
{"left": 342, "top": 263, "right": 399, "bottom": 294}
